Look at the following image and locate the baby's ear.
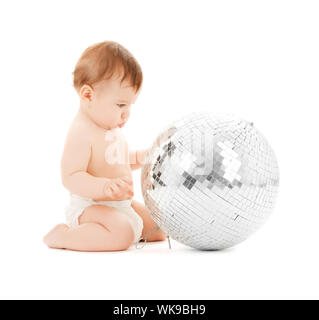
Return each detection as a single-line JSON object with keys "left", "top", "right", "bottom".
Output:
{"left": 79, "top": 84, "right": 93, "bottom": 102}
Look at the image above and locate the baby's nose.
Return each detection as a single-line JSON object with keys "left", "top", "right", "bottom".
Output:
{"left": 121, "top": 111, "right": 129, "bottom": 121}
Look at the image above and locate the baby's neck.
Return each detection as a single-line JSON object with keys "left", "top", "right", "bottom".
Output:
{"left": 77, "top": 107, "right": 106, "bottom": 132}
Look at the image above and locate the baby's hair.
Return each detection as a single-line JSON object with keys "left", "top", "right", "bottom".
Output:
{"left": 73, "top": 41, "right": 143, "bottom": 93}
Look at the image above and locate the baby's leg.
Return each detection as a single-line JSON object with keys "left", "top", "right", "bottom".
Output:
{"left": 43, "top": 204, "right": 135, "bottom": 252}
{"left": 131, "top": 200, "right": 167, "bottom": 242}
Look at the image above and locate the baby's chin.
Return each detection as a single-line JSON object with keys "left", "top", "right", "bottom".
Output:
{"left": 102, "top": 123, "right": 120, "bottom": 131}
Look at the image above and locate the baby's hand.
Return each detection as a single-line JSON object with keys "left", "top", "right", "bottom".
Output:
{"left": 104, "top": 176, "right": 134, "bottom": 200}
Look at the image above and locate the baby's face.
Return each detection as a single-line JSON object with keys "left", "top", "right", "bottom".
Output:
{"left": 83, "top": 74, "right": 140, "bottom": 130}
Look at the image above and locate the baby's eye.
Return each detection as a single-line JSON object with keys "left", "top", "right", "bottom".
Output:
{"left": 117, "top": 104, "right": 126, "bottom": 108}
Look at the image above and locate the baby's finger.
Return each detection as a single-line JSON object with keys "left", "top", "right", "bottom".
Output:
{"left": 117, "top": 179, "right": 134, "bottom": 196}
{"left": 120, "top": 176, "right": 133, "bottom": 185}
{"left": 110, "top": 183, "right": 120, "bottom": 195}
{"left": 105, "top": 186, "right": 116, "bottom": 198}
{"left": 115, "top": 179, "right": 133, "bottom": 195}
{"left": 115, "top": 179, "right": 130, "bottom": 190}
{"left": 119, "top": 182, "right": 134, "bottom": 197}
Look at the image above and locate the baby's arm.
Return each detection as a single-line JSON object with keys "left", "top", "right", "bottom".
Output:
{"left": 129, "top": 134, "right": 168, "bottom": 170}
{"left": 61, "top": 130, "right": 110, "bottom": 199}
{"left": 129, "top": 149, "right": 148, "bottom": 171}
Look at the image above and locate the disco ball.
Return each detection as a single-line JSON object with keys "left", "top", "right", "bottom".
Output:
{"left": 141, "top": 112, "right": 279, "bottom": 250}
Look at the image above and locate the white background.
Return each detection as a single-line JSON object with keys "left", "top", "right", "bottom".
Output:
{"left": 0, "top": 0, "right": 318, "bottom": 300}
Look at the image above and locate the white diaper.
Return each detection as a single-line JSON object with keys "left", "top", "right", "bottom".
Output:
{"left": 64, "top": 194, "right": 144, "bottom": 244}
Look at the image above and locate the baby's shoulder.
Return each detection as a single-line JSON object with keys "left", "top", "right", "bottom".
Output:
{"left": 65, "top": 117, "right": 94, "bottom": 146}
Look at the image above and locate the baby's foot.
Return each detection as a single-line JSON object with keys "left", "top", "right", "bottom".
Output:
{"left": 43, "top": 223, "right": 69, "bottom": 249}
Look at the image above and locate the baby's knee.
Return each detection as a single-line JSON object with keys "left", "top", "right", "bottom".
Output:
{"left": 112, "top": 218, "right": 135, "bottom": 250}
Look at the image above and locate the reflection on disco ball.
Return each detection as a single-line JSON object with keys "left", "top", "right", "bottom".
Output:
{"left": 141, "top": 113, "right": 280, "bottom": 250}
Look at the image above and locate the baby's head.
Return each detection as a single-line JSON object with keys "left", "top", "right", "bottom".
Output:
{"left": 73, "top": 41, "right": 143, "bottom": 130}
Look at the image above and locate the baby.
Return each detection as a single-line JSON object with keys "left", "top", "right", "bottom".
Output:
{"left": 43, "top": 41, "right": 166, "bottom": 251}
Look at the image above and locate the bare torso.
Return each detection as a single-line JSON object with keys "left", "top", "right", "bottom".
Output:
{"left": 63, "top": 112, "right": 133, "bottom": 201}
